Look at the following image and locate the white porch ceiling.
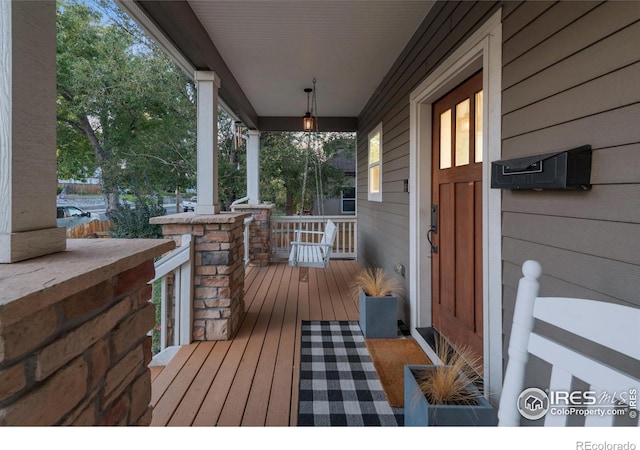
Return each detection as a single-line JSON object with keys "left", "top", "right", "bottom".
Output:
{"left": 186, "top": 1, "right": 435, "bottom": 119}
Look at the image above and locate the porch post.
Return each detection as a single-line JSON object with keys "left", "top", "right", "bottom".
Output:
{"left": 246, "top": 130, "right": 260, "bottom": 204}
{"left": 0, "top": 1, "right": 66, "bottom": 263}
{"left": 194, "top": 71, "right": 221, "bottom": 215}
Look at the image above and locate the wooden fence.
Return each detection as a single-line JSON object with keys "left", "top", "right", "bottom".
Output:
{"left": 66, "top": 220, "right": 113, "bottom": 239}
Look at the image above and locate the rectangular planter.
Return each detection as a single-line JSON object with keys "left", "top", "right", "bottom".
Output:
{"left": 404, "top": 365, "right": 496, "bottom": 426}
{"left": 358, "top": 288, "right": 398, "bottom": 339}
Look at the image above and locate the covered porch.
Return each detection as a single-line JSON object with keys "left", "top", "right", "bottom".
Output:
{"left": 5, "top": 0, "right": 639, "bottom": 434}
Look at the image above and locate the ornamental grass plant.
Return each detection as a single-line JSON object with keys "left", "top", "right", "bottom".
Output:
{"left": 414, "top": 336, "right": 483, "bottom": 405}
{"left": 350, "top": 267, "right": 403, "bottom": 299}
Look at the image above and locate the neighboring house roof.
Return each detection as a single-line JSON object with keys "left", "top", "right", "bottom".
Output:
{"left": 327, "top": 150, "right": 355, "bottom": 175}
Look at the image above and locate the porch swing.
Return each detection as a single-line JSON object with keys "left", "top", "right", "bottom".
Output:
{"left": 288, "top": 80, "right": 337, "bottom": 273}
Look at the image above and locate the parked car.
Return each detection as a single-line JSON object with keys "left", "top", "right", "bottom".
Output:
{"left": 181, "top": 196, "right": 197, "bottom": 212}
{"left": 56, "top": 205, "right": 100, "bottom": 229}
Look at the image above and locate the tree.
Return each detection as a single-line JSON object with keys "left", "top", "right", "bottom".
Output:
{"left": 56, "top": 0, "right": 196, "bottom": 213}
{"left": 260, "top": 131, "right": 354, "bottom": 215}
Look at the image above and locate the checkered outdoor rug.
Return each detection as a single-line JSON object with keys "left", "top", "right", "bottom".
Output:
{"left": 297, "top": 320, "right": 402, "bottom": 426}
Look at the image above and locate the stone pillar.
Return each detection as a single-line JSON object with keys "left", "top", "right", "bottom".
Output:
{"left": 194, "top": 71, "right": 221, "bottom": 215}
{"left": 150, "top": 212, "right": 250, "bottom": 340}
{"left": 0, "top": 2, "right": 66, "bottom": 263}
{"left": 246, "top": 130, "right": 260, "bottom": 204}
{"left": 0, "top": 239, "right": 173, "bottom": 425}
{"left": 232, "top": 204, "right": 274, "bottom": 267}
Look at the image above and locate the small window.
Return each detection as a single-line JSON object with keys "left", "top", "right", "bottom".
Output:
{"left": 341, "top": 187, "right": 356, "bottom": 214}
{"left": 368, "top": 123, "right": 383, "bottom": 202}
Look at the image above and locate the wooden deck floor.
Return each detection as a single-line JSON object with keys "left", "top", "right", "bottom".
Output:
{"left": 150, "top": 260, "right": 361, "bottom": 426}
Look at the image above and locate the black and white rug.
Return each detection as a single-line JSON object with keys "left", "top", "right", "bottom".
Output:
{"left": 297, "top": 320, "right": 402, "bottom": 426}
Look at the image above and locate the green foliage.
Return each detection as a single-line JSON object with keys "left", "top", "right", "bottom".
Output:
{"left": 56, "top": 0, "right": 197, "bottom": 210}
{"left": 56, "top": 0, "right": 356, "bottom": 216}
{"left": 260, "top": 132, "right": 354, "bottom": 214}
{"left": 107, "top": 197, "right": 165, "bottom": 238}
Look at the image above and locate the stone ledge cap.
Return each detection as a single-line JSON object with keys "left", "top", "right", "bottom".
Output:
{"left": 232, "top": 204, "right": 275, "bottom": 210}
{"left": 0, "top": 239, "right": 174, "bottom": 327}
{"left": 149, "top": 212, "right": 251, "bottom": 225}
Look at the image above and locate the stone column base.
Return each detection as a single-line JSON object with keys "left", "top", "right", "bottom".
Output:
{"left": 232, "top": 204, "right": 274, "bottom": 266}
{"left": 151, "top": 212, "right": 250, "bottom": 340}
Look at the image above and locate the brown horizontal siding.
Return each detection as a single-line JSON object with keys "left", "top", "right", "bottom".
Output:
{"left": 502, "top": 1, "right": 601, "bottom": 68}
{"left": 501, "top": 1, "right": 640, "bottom": 294}
{"left": 503, "top": 2, "right": 638, "bottom": 87}
{"left": 503, "top": 212, "right": 640, "bottom": 267}
{"left": 501, "top": 2, "right": 640, "bottom": 417}
{"left": 502, "top": 102, "right": 640, "bottom": 159}
{"left": 502, "top": 237, "right": 640, "bottom": 307}
{"left": 503, "top": 19, "right": 640, "bottom": 114}
{"left": 503, "top": 62, "right": 640, "bottom": 139}
{"left": 501, "top": 1, "right": 552, "bottom": 42}
{"left": 502, "top": 184, "right": 640, "bottom": 224}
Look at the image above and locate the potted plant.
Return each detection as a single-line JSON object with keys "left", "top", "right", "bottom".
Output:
{"left": 404, "top": 337, "right": 496, "bottom": 426}
{"left": 351, "top": 268, "right": 402, "bottom": 339}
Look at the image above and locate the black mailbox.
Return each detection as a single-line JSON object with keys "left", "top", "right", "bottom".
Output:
{"left": 491, "top": 145, "right": 592, "bottom": 191}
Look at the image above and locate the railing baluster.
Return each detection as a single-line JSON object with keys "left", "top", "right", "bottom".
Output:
{"left": 160, "top": 276, "right": 168, "bottom": 351}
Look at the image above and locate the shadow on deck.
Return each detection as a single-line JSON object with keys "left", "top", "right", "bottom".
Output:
{"left": 149, "top": 260, "right": 361, "bottom": 426}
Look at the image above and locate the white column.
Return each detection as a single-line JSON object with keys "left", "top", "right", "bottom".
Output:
{"left": 246, "top": 130, "right": 260, "bottom": 204}
{"left": 194, "top": 71, "right": 221, "bottom": 215}
{"left": 0, "top": 1, "right": 66, "bottom": 263}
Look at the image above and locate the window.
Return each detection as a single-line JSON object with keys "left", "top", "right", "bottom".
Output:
{"left": 341, "top": 187, "right": 355, "bottom": 214}
{"left": 368, "top": 123, "right": 383, "bottom": 202}
{"left": 439, "top": 86, "right": 483, "bottom": 169}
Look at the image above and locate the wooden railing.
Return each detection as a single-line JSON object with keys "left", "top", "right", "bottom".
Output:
{"left": 271, "top": 216, "right": 357, "bottom": 260}
{"left": 150, "top": 234, "right": 193, "bottom": 355}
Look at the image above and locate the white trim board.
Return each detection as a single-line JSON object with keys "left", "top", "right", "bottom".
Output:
{"left": 408, "top": 9, "right": 503, "bottom": 403}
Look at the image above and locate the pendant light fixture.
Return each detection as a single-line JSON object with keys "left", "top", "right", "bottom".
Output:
{"left": 303, "top": 88, "right": 314, "bottom": 132}
{"left": 303, "top": 78, "right": 317, "bottom": 132}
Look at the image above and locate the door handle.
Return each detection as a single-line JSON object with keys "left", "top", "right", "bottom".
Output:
{"left": 427, "top": 229, "right": 438, "bottom": 254}
{"left": 428, "top": 204, "right": 438, "bottom": 253}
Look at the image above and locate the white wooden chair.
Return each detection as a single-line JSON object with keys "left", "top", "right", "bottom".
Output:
{"left": 288, "top": 219, "right": 337, "bottom": 269}
{"left": 498, "top": 260, "right": 640, "bottom": 426}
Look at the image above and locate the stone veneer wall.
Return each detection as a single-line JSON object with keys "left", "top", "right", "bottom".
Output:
{"left": 232, "top": 204, "right": 273, "bottom": 267}
{"left": 151, "top": 212, "right": 249, "bottom": 341}
{"left": 0, "top": 239, "right": 172, "bottom": 425}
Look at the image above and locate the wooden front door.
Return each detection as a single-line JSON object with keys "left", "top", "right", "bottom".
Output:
{"left": 431, "top": 70, "right": 484, "bottom": 360}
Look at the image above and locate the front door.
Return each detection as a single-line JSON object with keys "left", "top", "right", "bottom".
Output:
{"left": 431, "top": 70, "right": 484, "bottom": 361}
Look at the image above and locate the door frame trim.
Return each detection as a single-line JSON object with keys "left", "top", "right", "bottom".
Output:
{"left": 408, "top": 9, "right": 503, "bottom": 401}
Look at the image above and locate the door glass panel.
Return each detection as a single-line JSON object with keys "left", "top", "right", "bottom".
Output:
{"left": 369, "top": 165, "right": 380, "bottom": 193}
{"left": 475, "top": 90, "right": 483, "bottom": 163}
{"left": 440, "top": 109, "right": 452, "bottom": 169}
{"left": 455, "top": 99, "right": 470, "bottom": 166}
